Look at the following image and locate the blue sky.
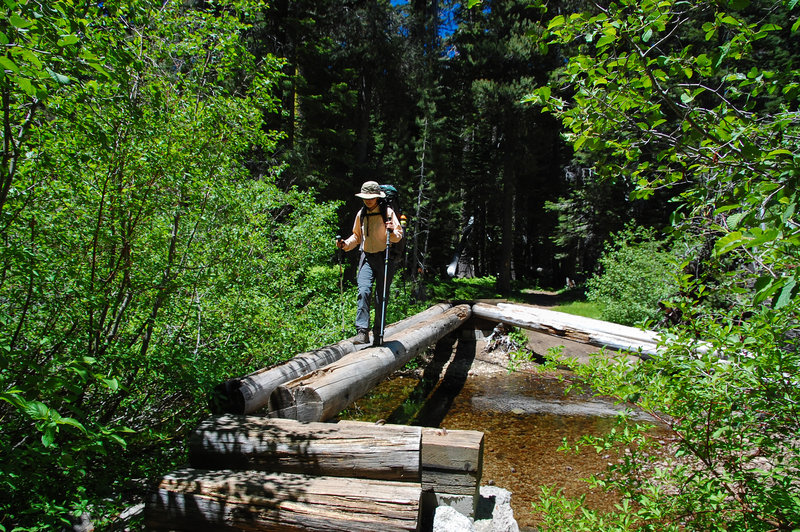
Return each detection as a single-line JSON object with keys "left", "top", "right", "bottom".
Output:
{"left": 390, "top": 0, "right": 459, "bottom": 39}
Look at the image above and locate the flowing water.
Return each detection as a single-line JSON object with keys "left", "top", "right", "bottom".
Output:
{"left": 339, "top": 336, "right": 659, "bottom": 529}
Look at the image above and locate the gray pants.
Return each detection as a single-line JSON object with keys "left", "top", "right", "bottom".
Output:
{"left": 356, "top": 251, "right": 395, "bottom": 341}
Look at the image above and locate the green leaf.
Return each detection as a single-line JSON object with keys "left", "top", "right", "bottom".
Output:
{"left": 754, "top": 276, "right": 781, "bottom": 304}
{"left": 57, "top": 417, "right": 87, "bottom": 434}
{"left": 548, "top": 15, "right": 566, "bottom": 30}
{"left": 46, "top": 68, "right": 71, "bottom": 85}
{"left": 0, "top": 56, "right": 20, "bottom": 74}
{"left": 25, "top": 401, "right": 49, "bottom": 420}
{"left": 714, "top": 231, "right": 745, "bottom": 255}
{"left": 744, "top": 227, "right": 779, "bottom": 248}
{"left": 57, "top": 34, "right": 80, "bottom": 47}
{"left": 16, "top": 76, "right": 37, "bottom": 97}
{"left": 714, "top": 204, "right": 741, "bottom": 214}
{"left": 774, "top": 277, "right": 797, "bottom": 308}
{"left": 9, "top": 14, "right": 31, "bottom": 28}
{"left": 596, "top": 34, "right": 616, "bottom": 47}
{"left": 726, "top": 212, "right": 745, "bottom": 230}
{"left": 42, "top": 425, "right": 57, "bottom": 448}
{"left": 767, "top": 149, "right": 793, "bottom": 157}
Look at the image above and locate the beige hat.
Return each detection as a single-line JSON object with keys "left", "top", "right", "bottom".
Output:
{"left": 355, "top": 180, "right": 386, "bottom": 199}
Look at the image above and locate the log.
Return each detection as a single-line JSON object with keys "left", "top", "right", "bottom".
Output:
{"left": 472, "top": 302, "right": 661, "bottom": 356}
{"left": 211, "top": 303, "right": 453, "bottom": 414}
{"left": 421, "top": 428, "right": 483, "bottom": 474}
{"left": 145, "top": 468, "right": 421, "bottom": 531}
{"left": 271, "top": 304, "right": 472, "bottom": 422}
{"left": 421, "top": 428, "right": 483, "bottom": 497}
{"left": 188, "top": 415, "right": 422, "bottom": 482}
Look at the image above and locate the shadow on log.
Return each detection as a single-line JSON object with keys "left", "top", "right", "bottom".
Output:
{"left": 145, "top": 468, "right": 421, "bottom": 531}
{"left": 210, "top": 303, "right": 453, "bottom": 414}
{"left": 188, "top": 415, "right": 422, "bottom": 481}
{"left": 271, "top": 304, "right": 472, "bottom": 422}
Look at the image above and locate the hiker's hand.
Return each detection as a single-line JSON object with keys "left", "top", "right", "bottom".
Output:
{"left": 336, "top": 239, "right": 345, "bottom": 249}
{"left": 385, "top": 221, "right": 395, "bottom": 233}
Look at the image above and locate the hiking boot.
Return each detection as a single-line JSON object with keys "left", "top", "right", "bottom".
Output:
{"left": 355, "top": 329, "right": 370, "bottom": 344}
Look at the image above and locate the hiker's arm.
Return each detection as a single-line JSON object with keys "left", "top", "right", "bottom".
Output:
{"left": 387, "top": 209, "right": 403, "bottom": 243}
{"left": 340, "top": 212, "right": 362, "bottom": 251}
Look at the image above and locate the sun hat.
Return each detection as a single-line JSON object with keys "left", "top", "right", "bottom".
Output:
{"left": 355, "top": 180, "right": 386, "bottom": 199}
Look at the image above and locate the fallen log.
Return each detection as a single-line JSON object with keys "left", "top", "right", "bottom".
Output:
{"left": 145, "top": 468, "right": 421, "bottom": 531}
{"left": 188, "top": 415, "right": 421, "bottom": 482}
{"left": 211, "top": 303, "right": 453, "bottom": 414}
{"left": 271, "top": 304, "right": 472, "bottom": 422}
{"left": 473, "top": 302, "right": 660, "bottom": 356}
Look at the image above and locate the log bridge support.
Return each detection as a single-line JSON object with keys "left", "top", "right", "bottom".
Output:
{"left": 145, "top": 416, "right": 483, "bottom": 531}
{"left": 148, "top": 300, "right": 658, "bottom": 530}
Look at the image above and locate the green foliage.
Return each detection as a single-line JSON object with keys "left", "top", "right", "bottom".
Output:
{"left": 586, "top": 225, "right": 679, "bottom": 326}
{"left": 532, "top": 0, "right": 800, "bottom": 304}
{"left": 0, "top": 1, "right": 346, "bottom": 529}
{"left": 533, "top": 0, "right": 800, "bottom": 529}
{"left": 427, "top": 276, "right": 502, "bottom": 301}
{"left": 540, "top": 302, "right": 800, "bottom": 530}
{"left": 551, "top": 300, "right": 604, "bottom": 320}
{"left": 505, "top": 328, "right": 536, "bottom": 372}
{"left": 533, "top": 486, "right": 641, "bottom": 532}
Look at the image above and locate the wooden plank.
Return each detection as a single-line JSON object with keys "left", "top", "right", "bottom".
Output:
{"left": 421, "top": 428, "right": 484, "bottom": 473}
{"left": 272, "top": 305, "right": 472, "bottom": 422}
{"left": 421, "top": 469, "right": 480, "bottom": 496}
{"left": 211, "top": 303, "right": 453, "bottom": 414}
{"left": 188, "top": 415, "right": 422, "bottom": 482}
{"left": 145, "top": 468, "right": 421, "bottom": 531}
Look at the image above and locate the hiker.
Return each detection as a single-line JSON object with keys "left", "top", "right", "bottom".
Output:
{"left": 337, "top": 181, "right": 404, "bottom": 346}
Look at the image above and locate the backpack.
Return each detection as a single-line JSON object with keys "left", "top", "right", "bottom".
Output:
{"left": 358, "top": 184, "right": 407, "bottom": 265}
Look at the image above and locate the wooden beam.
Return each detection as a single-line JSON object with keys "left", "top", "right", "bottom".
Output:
{"left": 211, "top": 303, "right": 453, "bottom": 414}
{"left": 271, "top": 304, "right": 472, "bottom": 422}
{"left": 187, "top": 415, "right": 422, "bottom": 482}
{"left": 472, "top": 301, "right": 661, "bottom": 356}
{"left": 145, "top": 468, "right": 421, "bottom": 531}
{"left": 421, "top": 428, "right": 483, "bottom": 497}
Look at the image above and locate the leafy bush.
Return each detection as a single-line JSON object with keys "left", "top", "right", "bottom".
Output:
{"left": 586, "top": 225, "right": 679, "bottom": 326}
{"left": 428, "top": 276, "right": 503, "bottom": 301}
{"left": 0, "top": 1, "right": 350, "bottom": 529}
{"left": 538, "top": 300, "right": 800, "bottom": 531}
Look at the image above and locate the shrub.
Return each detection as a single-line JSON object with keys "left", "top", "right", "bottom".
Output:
{"left": 586, "top": 225, "right": 678, "bottom": 326}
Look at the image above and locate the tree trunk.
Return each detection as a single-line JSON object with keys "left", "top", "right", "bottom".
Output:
{"left": 472, "top": 302, "right": 661, "bottom": 357}
{"left": 271, "top": 304, "right": 472, "bottom": 422}
{"left": 497, "top": 141, "right": 515, "bottom": 294}
{"left": 145, "top": 468, "right": 421, "bottom": 531}
{"left": 188, "top": 415, "right": 421, "bottom": 482}
{"left": 211, "top": 303, "right": 453, "bottom": 414}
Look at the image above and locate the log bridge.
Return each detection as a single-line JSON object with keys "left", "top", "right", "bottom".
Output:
{"left": 146, "top": 301, "right": 658, "bottom": 530}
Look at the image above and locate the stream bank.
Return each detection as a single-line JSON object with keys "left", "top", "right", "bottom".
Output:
{"left": 341, "top": 312, "right": 652, "bottom": 530}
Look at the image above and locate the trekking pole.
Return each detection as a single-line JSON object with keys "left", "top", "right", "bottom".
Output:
{"left": 335, "top": 235, "right": 346, "bottom": 339}
{"left": 378, "top": 227, "right": 392, "bottom": 346}
{"left": 399, "top": 214, "right": 408, "bottom": 291}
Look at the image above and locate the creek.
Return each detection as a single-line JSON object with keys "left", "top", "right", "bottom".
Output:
{"left": 339, "top": 332, "right": 660, "bottom": 530}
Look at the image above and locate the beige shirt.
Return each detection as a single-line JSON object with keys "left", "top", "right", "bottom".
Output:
{"left": 342, "top": 205, "right": 404, "bottom": 253}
